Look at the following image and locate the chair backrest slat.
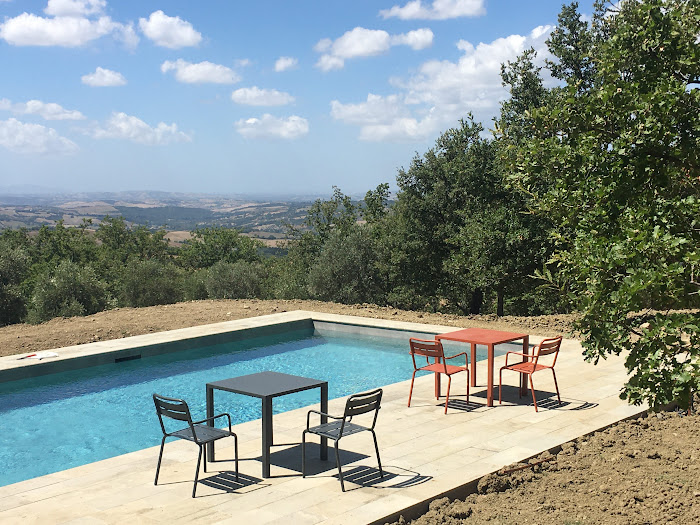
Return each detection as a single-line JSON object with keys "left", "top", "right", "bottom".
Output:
{"left": 344, "top": 389, "right": 382, "bottom": 418}
{"left": 153, "top": 394, "right": 194, "bottom": 429}
{"left": 409, "top": 338, "right": 444, "bottom": 359}
{"left": 533, "top": 336, "right": 563, "bottom": 366}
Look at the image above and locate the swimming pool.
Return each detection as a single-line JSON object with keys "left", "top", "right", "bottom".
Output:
{"left": 0, "top": 326, "right": 492, "bottom": 487}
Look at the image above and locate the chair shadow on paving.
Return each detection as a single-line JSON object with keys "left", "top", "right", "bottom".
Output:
{"left": 497, "top": 385, "right": 599, "bottom": 411}
{"left": 440, "top": 398, "right": 484, "bottom": 412}
{"left": 340, "top": 465, "right": 432, "bottom": 491}
{"left": 199, "top": 471, "right": 265, "bottom": 495}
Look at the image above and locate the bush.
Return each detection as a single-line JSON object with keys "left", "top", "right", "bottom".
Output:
{"left": 182, "top": 269, "right": 209, "bottom": 301}
{"left": 0, "top": 247, "right": 30, "bottom": 326}
{"left": 205, "top": 261, "right": 262, "bottom": 299}
{"left": 28, "top": 261, "right": 109, "bottom": 323}
{"left": 307, "top": 227, "right": 385, "bottom": 305}
{"left": 121, "top": 259, "right": 183, "bottom": 307}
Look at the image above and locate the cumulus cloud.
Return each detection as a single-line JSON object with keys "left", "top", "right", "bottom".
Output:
{"left": 231, "top": 87, "right": 294, "bottom": 106}
{"left": 139, "top": 10, "right": 201, "bottom": 49}
{"left": 44, "top": 0, "right": 106, "bottom": 17}
{"left": 92, "top": 112, "right": 191, "bottom": 145}
{"left": 235, "top": 114, "right": 309, "bottom": 139}
{"left": 380, "top": 0, "right": 486, "bottom": 20}
{"left": 315, "top": 26, "right": 433, "bottom": 71}
{"left": 161, "top": 59, "right": 239, "bottom": 84}
{"left": 274, "top": 56, "right": 298, "bottom": 72}
{"left": 0, "top": 118, "right": 79, "bottom": 154}
{"left": 0, "top": 1, "right": 138, "bottom": 48}
{"left": 81, "top": 66, "right": 126, "bottom": 86}
{"left": 0, "top": 97, "right": 85, "bottom": 120}
{"left": 331, "top": 25, "right": 554, "bottom": 141}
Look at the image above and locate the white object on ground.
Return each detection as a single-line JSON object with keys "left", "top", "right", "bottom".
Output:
{"left": 17, "top": 351, "right": 59, "bottom": 360}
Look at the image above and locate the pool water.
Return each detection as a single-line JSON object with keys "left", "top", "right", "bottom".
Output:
{"left": 0, "top": 329, "right": 486, "bottom": 487}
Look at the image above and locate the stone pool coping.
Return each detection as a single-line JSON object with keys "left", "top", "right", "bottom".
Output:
{"left": 0, "top": 311, "right": 646, "bottom": 524}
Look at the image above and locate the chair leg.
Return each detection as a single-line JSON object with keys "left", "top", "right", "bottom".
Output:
{"left": 529, "top": 375, "right": 538, "bottom": 412}
{"left": 154, "top": 436, "right": 166, "bottom": 485}
{"left": 466, "top": 370, "right": 470, "bottom": 405}
{"left": 408, "top": 370, "right": 417, "bottom": 407}
{"left": 444, "top": 375, "right": 452, "bottom": 414}
{"left": 551, "top": 369, "right": 561, "bottom": 405}
{"left": 371, "top": 430, "right": 383, "bottom": 478}
{"left": 301, "top": 431, "right": 307, "bottom": 478}
{"left": 203, "top": 442, "right": 207, "bottom": 473}
{"left": 233, "top": 434, "right": 239, "bottom": 481}
{"left": 193, "top": 445, "right": 203, "bottom": 498}
{"left": 334, "top": 441, "right": 345, "bottom": 492}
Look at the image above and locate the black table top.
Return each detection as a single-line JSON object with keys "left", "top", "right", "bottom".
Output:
{"left": 206, "top": 371, "right": 327, "bottom": 399}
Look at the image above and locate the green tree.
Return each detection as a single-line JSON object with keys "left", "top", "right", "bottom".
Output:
{"left": 512, "top": 0, "right": 700, "bottom": 409}
{"left": 28, "top": 260, "right": 109, "bottom": 323}
{"left": 121, "top": 259, "right": 183, "bottom": 307}
{"left": 0, "top": 246, "right": 30, "bottom": 326}
{"left": 206, "top": 260, "right": 263, "bottom": 299}
{"left": 179, "top": 227, "right": 262, "bottom": 269}
{"left": 307, "top": 226, "right": 384, "bottom": 304}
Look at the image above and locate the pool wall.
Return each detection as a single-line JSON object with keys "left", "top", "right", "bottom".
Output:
{"left": 0, "top": 311, "right": 445, "bottom": 384}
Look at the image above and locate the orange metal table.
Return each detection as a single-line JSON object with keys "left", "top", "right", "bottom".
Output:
{"left": 436, "top": 328, "right": 529, "bottom": 407}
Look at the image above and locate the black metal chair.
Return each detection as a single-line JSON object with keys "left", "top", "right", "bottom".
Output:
{"left": 301, "top": 388, "right": 383, "bottom": 491}
{"left": 153, "top": 393, "right": 239, "bottom": 498}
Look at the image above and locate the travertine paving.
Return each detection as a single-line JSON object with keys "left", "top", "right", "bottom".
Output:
{"left": 0, "top": 312, "right": 646, "bottom": 525}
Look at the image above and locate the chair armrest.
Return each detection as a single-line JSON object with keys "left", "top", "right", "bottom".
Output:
{"left": 306, "top": 409, "right": 342, "bottom": 429}
{"left": 192, "top": 412, "right": 232, "bottom": 431}
{"left": 443, "top": 351, "right": 468, "bottom": 361}
{"left": 504, "top": 351, "right": 530, "bottom": 367}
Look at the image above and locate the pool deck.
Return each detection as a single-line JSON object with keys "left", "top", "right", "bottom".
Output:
{"left": 0, "top": 311, "right": 646, "bottom": 524}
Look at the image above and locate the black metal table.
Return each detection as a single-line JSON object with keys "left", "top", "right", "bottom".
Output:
{"left": 206, "top": 371, "right": 328, "bottom": 478}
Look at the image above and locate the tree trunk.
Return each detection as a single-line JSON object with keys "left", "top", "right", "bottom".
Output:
{"left": 469, "top": 289, "right": 483, "bottom": 314}
{"left": 497, "top": 287, "right": 504, "bottom": 317}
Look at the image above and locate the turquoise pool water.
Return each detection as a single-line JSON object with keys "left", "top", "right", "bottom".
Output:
{"left": 0, "top": 328, "right": 485, "bottom": 487}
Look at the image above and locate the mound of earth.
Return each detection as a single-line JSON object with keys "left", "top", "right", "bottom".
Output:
{"left": 0, "top": 299, "right": 577, "bottom": 358}
{"left": 1, "top": 299, "right": 696, "bottom": 524}
{"left": 391, "top": 411, "right": 700, "bottom": 525}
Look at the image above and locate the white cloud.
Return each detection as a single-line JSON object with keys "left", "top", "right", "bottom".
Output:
{"left": 391, "top": 28, "right": 434, "bottom": 50}
{"left": 274, "top": 56, "right": 298, "bottom": 72}
{"left": 235, "top": 114, "right": 309, "bottom": 139}
{"left": 0, "top": 118, "right": 79, "bottom": 154}
{"left": 315, "top": 26, "right": 433, "bottom": 71}
{"left": 0, "top": 98, "right": 85, "bottom": 120}
{"left": 380, "top": 0, "right": 486, "bottom": 20}
{"left": 0, "top": 11, "right": 136, "bottom": 47}
{"left": 161, "top": 59, "right": 239, "bottom": 84}
{"left": 231, "top": 87, "right": 294, "bottom": 106}
{"left": 332, "top": 25, "right": 554, "bottom": 141}
{"left": 44, "top": 0, "right": 106, "bottom": 17}
{"left": 139, "top": 10, "right": 201, "bottom": 49}
{"left": 81, "top": 66, "right": 126, "bottom": 87}
{"left": 92, "top": 112, "right": 191, "bottom": 145}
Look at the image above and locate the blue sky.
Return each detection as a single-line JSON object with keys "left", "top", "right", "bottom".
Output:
{"left": 0, "top": 0, "right": 591, "bottom": 197}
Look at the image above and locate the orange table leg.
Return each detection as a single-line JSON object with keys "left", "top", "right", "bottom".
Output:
{"left": 520, "top": 336, "right": 529, "bottom": 396}
{"left": 470, "top": 343, "right": 477, "bottom": 387}
{"left": 487, "top": 343, "right": 494, "bottom": 407}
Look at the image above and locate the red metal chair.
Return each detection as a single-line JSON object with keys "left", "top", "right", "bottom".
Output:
{"left": 408, "top": 338, "right": 469, "bottom": 414}
{"left": 498, "top": 335, "right": 563, "bottom": 412}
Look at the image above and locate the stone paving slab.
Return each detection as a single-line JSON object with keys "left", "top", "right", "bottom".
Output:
{"left": 0, "top": 312, "right": 646, "bottom": 525}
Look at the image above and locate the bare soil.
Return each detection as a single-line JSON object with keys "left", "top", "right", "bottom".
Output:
{"left": 1, "top": 299, "right": 697, "bottom": 524}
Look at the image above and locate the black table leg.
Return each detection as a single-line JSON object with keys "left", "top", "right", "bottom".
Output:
{"left": 206, "top": 385, "right": 215, "bottom": 461}
{"left": 262, "top": 397, "right": 273, "bottom": 478}
{"left": 320, "top": 383, "right": 328, "bottom": 461}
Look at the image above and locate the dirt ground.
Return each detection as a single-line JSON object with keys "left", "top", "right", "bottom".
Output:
{"left": 1, "top": 300, "right": 697, "bottom": 524}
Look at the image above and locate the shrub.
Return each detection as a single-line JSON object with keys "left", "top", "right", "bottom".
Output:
{"left": 182, "top": 269, "right": 209, "bottom": 301}
{"left": 121, "top": 259, "right": 183, "bottom": 307}
{"left": 205, "top": 260, "right": 262, "bottom": 299}
{"left": 0, "top": 247, "right": 30, "bottom": 326}
{"left": 307, "top": 227, "right": 385, "bottom": 305}
{"left": 28, "top": 261, "right": 109, "bottom": 323}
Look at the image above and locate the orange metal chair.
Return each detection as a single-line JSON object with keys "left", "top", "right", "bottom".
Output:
{"left": 498, "top": 335, "right": 563, "bottom": 412}
{"left": 408, "top": 338, "right": 469, "bottom": 414}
